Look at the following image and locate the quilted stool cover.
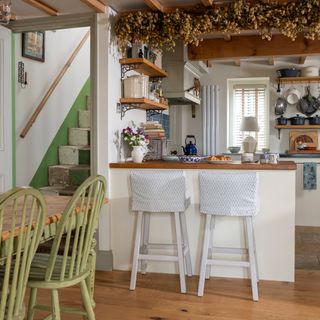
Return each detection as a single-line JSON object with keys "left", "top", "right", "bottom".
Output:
{"left": 131, "top": 169, "right": 187, "bottom": 212}
{"left": 199, "top": 171, "right": 259, "bottom": 216}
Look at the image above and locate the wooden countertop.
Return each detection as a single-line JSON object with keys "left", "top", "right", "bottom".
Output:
{"left": 109, "top": 160, "right": 297, "bottom": 170}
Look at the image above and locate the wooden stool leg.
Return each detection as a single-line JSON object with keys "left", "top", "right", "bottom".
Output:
{"left": 174, "top": 212, "right": 187, "bottom": 293}
{"left": 130, "top": 211, "right": 143, "bottom": 290}
{"left": 141, "top": 213, "right": 150, "bottom": 275}
{"left": 206, "top": 215, "right": 215, "bottom": 279}
{"left": 180, "top": 211, "right": 193, "bottom": 277}
{"left": 252, "top": 229, "right": 259, "bottom": 282}
{"left": 198, "top": 214, "right": 212, "bottom": 296}
{"left": 245, "top": 216, "right": 259, "bottom": 302}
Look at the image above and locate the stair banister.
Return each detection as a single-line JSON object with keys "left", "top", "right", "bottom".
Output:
{"left": 20, "top": 30, "right": 90, "bottom": 138}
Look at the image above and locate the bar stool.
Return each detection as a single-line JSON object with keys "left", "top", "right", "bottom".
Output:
{"left": 130, "top": 169, "right": 192, "bottom": 293}
{"left": 198, "top": 171, "right": 259, "bottom": 301}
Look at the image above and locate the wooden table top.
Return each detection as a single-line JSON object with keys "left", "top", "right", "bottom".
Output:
{"left": 109, "top": 160, "right": 297, "bottom": 170}
{"left": 1, "top": 195, "right": 71, "bottom": 241}
{"left": 1, "top": 195, "right": 109, "bottom": 241}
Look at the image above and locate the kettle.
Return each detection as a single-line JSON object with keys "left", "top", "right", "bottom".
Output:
{"left": 182, "top": 135, "right": 197, "bottom": 155}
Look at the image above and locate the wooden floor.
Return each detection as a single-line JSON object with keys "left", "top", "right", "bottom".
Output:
{"left": 30, "top": 269, "right": 320, "bottom": 320}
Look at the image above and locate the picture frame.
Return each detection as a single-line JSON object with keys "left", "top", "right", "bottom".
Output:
{"left": 22, "top": 31, "right": 45, "bottom": 62}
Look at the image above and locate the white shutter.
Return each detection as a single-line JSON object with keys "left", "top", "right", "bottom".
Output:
{"left": 229, "top": 82, "right": 269, "bottom": 151}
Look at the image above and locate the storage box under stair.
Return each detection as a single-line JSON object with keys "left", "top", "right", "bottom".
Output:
{"left": 78, "top": 110, "right": 90, "bottom": 128}
{"left": 68, "top": 128, "right": 90, "bottom": 146}
{"left": 48, "top": 164, "right": 90, "bottom": 187}
{"left": 58, "top": 145, "right": 90, "bottom": 166}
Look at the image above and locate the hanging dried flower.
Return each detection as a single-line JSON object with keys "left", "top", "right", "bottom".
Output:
{"left": 115, "top": 0, "right": 320, "bottom": 52}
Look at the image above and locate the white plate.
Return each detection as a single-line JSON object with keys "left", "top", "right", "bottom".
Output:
{"left": 205, "top": 159, "right": 233, "bottom": 164}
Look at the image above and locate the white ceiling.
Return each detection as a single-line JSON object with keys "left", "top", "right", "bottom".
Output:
{"left": 11, "top": 0, "right": 204, "bottom": 19}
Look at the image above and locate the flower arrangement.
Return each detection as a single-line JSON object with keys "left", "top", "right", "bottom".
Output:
{"left": 122, "top": 125, "right": 149, "bottom": 147}
{"left": 115, "top": 0, "right": 320, "bottom": 52}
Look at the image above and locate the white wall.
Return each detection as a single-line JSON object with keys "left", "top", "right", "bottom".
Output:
{"left": 175, "top": 58, "right": 320, "bottom": 155}
{"left": 15, "top": 27, "right": 90, "bottom": 186}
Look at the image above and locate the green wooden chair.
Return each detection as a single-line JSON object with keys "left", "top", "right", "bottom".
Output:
{"left": 27, "top": 175, "right": 106, "bottom": 320}
{"left": 0, "top": 187, "right": 46, "bottom": 320}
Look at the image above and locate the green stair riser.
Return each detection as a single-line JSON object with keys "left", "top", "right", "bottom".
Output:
{"left": 69, "top": 168, "right": 90, "bottom": 186}
{"left": 79, "top": 149, "right": 90, "bottom": 165}
{"left": 30, "top": 80, "right": 90, "bottom": 188}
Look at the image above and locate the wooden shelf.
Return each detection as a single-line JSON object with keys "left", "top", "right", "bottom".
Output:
{"left": 119, "top": 58, "right": 168, "bottom": 78}
{"left": 278, "top": 76, "right": 320, "bottom": 84}
{"left": 120, "top": 98, "right": 168, "bottom": 110}
{"left": 275, "top": 125, "right": 320, "bottom": 129}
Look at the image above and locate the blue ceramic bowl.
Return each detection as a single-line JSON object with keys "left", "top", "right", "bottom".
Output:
{"left": 178, "top": 155, "right": 204, "bottom": 163}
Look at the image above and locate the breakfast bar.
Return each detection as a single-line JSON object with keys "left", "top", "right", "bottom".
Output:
{"left": 109, "top": 161, "right": 296, "bottom": 282}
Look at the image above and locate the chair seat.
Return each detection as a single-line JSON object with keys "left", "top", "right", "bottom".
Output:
{"left": 28, "top": 253, "right": 90, "bottom": 289}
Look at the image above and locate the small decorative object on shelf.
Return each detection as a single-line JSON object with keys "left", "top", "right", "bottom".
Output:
{"left": 122, "top": 124, "right": 149, "bottom": 163}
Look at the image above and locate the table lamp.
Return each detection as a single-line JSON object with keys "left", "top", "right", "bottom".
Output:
{"left": 240, "top": 117, "right": 259, "bottom": 153}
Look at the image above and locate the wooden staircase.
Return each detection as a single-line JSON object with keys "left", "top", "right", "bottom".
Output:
{"left": 40, "top": 99, "right": 91, "bottom": 196}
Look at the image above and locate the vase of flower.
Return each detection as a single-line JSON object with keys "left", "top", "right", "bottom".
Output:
{"left": 122, "top": 123, "right": 149, "bottom": 163}
{"left": 131, "top": 146, "right": 147, "bottom": 163}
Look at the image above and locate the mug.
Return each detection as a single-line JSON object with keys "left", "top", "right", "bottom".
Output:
{"left": 268, "top": 153, "right": 279, "bottom": 164}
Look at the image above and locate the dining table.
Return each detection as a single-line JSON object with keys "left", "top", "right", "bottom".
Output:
{"left": 0, "top": 193, "right": 108, "bottom": 306}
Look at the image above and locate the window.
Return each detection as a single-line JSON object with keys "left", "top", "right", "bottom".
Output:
{"left": 227, "top": 78, "right": 269, "bottom": 151}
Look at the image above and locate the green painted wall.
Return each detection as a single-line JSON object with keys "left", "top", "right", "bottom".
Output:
{"left": 30, "top": 79, "right": 90, "bottom": 188}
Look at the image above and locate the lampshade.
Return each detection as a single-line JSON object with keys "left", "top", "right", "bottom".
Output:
{"left": 240, "top": 117, "right": 259, "bottom": 132}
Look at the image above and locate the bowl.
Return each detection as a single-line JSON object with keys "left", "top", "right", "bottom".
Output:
{"left": 178, "top": 155, "right": 204, "bottom": 163}
{"left": 228, "top": 146, "right": 241, "bottom": 153}
{"left": 162, "top": 155, "right": 179, "bottom": 162}
{"left": 284, "top": 88, "right": 301, "bottom": 105}
{"left": 277, "top": 68, "right": 300, "bottom": 77}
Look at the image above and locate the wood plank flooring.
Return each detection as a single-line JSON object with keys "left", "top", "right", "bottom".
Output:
{"left": 30, "top": 269, "right": 320, "bottom": 320}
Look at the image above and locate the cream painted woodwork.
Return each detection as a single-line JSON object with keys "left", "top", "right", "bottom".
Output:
{"left": 110, "top": 168, "right": 296, "bottom": 282}
{"left": 0, "top": 26, "right": 12, "bottom": 192}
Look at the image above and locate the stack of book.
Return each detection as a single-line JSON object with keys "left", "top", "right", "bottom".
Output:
{"left": 141, "top": 121, "right": 166, "bottom": 140}
{"left": 142, "top": 121, "right": 166, "bottom": 160}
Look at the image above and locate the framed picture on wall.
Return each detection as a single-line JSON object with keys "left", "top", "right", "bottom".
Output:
{"left": 22, "top": 31, "right": 45, "bottom": 62}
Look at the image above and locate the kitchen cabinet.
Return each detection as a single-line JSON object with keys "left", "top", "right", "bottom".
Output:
{"left": 119, "top": 58, "right": 168, "bottom": 119}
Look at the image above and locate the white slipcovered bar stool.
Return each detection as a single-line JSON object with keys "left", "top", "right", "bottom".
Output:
{"left": 130, "top": 169, "right": 192, "bottom": 293}
{"left": 198, "top": 171, "right": 259, "bottom": 301}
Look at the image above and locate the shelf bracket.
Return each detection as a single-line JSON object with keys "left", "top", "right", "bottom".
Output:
{"left": 121, "top": 64, "right": 140, "bottom": 79}
{"left": 118, "top": 104, "right": 140, "bottom": 120}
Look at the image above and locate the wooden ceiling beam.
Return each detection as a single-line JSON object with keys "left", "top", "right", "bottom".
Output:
{"left": 299, "top": 56, "right": 307, "bottom": 65}
{"left": 80, "top": 0, "right": 106, "bottom": 13}
{"left": 188, "top": 35, "right": 320, "bottom": 61}
{"left": 144, "top": 0, "right": 165, "bottom": 12}
{"left": 23, "top": 0, "right": 58, "bottom": 16}
{"left": 201, "top": 0, "right": 213, "bottom": 6}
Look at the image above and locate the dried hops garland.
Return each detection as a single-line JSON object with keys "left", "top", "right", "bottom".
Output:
{"left": 115, "top": 0, "right": 320, "bottom": 51}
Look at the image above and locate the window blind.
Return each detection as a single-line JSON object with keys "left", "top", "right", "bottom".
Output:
{"left": 230, "top": 84, "right": 268, "bottom": 151}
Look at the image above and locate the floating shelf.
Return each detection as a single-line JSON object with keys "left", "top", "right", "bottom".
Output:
{"left": 275, "top": 124, "right": 320, "bottom": 139}
{"left": 278, "top": 76, "right": 320, "bottom": 84}
{"left": 119, "top": 98, "right": 168, "bottom": 119}
{"left": 119, "top": 58, "right": 168, "bottom": 78}
{"left": 275, "top": 125, "right": 320, "bottom": 129}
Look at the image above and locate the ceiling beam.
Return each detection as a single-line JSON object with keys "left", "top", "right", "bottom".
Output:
{"left": 268, "top": 57, "right": 274, "bottom": 65}
{"left": 23, "top": 0, "right": 58, "bottom": 16}
{"left": 80, "top": 0, "right": 106, "bottom": 13}
{"left": 299, "top": 56, "right": 307, "bottom": 65}
{"left": 144, "top": 0, "right": 164, "bottom": 12}
{"left": 188, "top": 35, "right": 320, "bottom": 61}
{"left": 201, "top": 0, "right": 213, "bottom": 6}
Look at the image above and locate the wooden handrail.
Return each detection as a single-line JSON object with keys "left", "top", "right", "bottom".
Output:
{"left": 20, "top": 30, "right": 90, "bottom": 138}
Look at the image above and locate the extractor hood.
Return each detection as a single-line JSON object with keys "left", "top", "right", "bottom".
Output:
{"left": 162, "top": 42, "right": 201, "bottom": 105}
